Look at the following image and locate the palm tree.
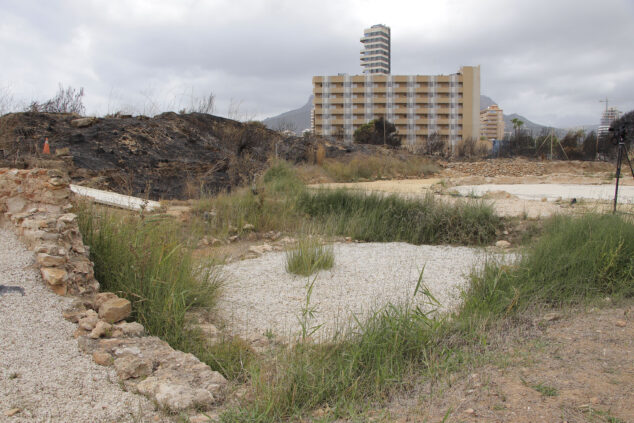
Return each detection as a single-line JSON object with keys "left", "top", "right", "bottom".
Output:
{"left": 511, "top": 118, "right": 524, "bottom": 139}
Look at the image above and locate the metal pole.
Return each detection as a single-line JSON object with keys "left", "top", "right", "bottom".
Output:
{"left": 613, "top": 143, "right": 623, "bottom": 213}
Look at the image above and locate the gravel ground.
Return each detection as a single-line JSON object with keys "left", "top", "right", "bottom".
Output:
{"left": 452, "top": 183, "right": 634, "bottom": 203}
{"left": 0, "top": 228, "right": 164, "bottom": 423}
{"left": 218, "top": 242, "right": 495, "bottom": 340}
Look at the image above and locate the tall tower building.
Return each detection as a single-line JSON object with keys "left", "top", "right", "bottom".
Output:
{"left": 360, "top": 24, "right": 391, "bottom": 74}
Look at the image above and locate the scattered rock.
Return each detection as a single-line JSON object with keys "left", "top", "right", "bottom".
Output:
{"left": 543, "top": 312, "right": 563, "bottom": 322}
{"left": 495, "top": 240, "right": 511, "bottom": 248}
{"left": 98, "top": 297, "right": 132, "bottom": 323}
{"left": 248, "top": 244, "right": 273, "bottom": 255}
{"left": 40, "top": 267, "right": 67, "bottom": 286}
{"left": 36, "top": 253, "right": 66, "bottom": 267}
{"left": 70, "top": 117, "right": 97, "bottom": 128}
{"left": 3, "top": 408, "right": 20, "bottom": 417}
{"left": 94, "top": 292, "right": 118, "bottom": 309}
{"left": 189, "top": 413, "right": 217, "bottom": 423}
{"left": 615, "top": 320, "right": 627, "bottom": 327}
{"left": 116, "top": 321, "right": 145, "bottom": 337}
{"left": 464, "top": 408, "right": 475, "bottom": 415}
{"left": 78, "top": 310, "right": 99, "bottom": 331}
{"left": 90, "top": 320, "right": 113, "bottom": 339}
{"left": 92, "top": 350, "right": 113, "bottom": 366}
{"left": 114, "top": 356, "right": 152, "bottom": 380}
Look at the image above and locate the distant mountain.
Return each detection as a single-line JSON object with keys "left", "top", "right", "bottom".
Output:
{"left": 263, "top": 94, "right": 577, "bottom": 138}
{"left": 262, "top": 96, "right": 313, "bottom": 134}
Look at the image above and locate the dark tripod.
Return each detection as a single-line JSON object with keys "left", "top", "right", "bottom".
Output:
{"left": 611, "top": 126, "right": 634, "bottom": 213}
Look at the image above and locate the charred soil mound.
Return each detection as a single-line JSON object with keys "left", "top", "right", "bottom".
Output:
{"left": 0, "top": 112, "right": 327, "bottom": 199}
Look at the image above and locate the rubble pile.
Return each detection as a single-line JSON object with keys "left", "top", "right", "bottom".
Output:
{"left": 443, "top": 159, "right": 547, "bottom": 178}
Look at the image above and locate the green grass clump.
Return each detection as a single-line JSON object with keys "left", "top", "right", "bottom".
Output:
{"left": 298, "top": 189, "right": 500, "bottom": 245}
{"left": 285, "top": 238, "right": 334, "bottom": 276}
{"left": 462, "top": 213, "right": 634, "bottom": 321}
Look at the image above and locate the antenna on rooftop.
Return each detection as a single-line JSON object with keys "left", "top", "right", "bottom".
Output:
{"left": 600, "top": 97, "right": 608, "bottom": 113}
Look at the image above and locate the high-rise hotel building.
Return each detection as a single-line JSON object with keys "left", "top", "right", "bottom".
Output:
{"left": 312, "top": 66, "right": 481, "bottom": 147}
{"left": 479, "top": 104, "right": 505, "bottom": 140}
{"left": 360, "top": 24, "right": 390, "bottom": 74}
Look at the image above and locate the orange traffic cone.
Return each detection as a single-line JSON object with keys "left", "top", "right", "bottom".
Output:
{"left": 43, "top": 138, "right": 50, "bottom": 155}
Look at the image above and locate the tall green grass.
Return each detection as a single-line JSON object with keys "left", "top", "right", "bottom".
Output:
{"left": 462, "top": 213, "right": 634, "bottom": 320}
{"left": 299, "top": 189, "right": 500, "bottom": 245}
{"left": 76, "top": 207, "right": 222, "bottom": 346}
{"left": 75, "top": 206, "right": 254, "bottom": 380}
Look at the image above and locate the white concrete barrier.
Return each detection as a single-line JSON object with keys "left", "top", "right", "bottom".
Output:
{"left": 70, "top": 185, "right": 162, "bottom": 212}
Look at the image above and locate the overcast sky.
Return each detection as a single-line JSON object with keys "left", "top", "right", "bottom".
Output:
{"left": 1, "top": 0, "right": 633, "bottom": 128}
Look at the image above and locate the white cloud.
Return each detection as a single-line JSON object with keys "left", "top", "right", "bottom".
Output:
{"left": 1, "top": 0, "right": 633, "bottom": 126}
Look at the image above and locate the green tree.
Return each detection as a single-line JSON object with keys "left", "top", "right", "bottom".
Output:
{"left": 353, "top": 117, "right": 401, "bottom": 146}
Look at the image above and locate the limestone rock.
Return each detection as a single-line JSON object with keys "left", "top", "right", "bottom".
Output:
{"left": 92, "top": 351, "right": 113, "bottom": 366}
{"left": 36, "top": 253, "right": 66, "bottom": 267}
{"left": 70, "top": 117, "right": 97, "bottom": 128}
{"left": 40, "top": 267, "right": 67, "bottom": 286}
{"left": 90, "top": 320, "right": 113, "bottom": 339}
{"left": 114, "top": 356, "right": 152, "bottom": 380}
{"left": 495, "top": 240, "right": 511, "bottom": 248}
{"left": 94, "top": 292, "right": 119, "bottom": 309}
{"left": 138, "top": 379, "right": 214, "bottom": 411}
{"left": 98, "top": 297, "right": 132, "bottom": 323}
{"left": 79, "top": 310, "right": 99, "bottom": 331}
{"left": 116, "top": 322, "right": 145, "bottom": 337}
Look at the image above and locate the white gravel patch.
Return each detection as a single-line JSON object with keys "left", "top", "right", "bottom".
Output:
{"left": 218, "top": 242, "right": 493, "bottom": 340}
{"left": 0, "top": 228, "right": 164, "bottom": 423}
{"left": 452, "top": 183, "right": 634, "bottom": 204}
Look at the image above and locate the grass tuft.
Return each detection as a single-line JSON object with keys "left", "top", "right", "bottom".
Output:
{"left": 286, "top": 238, "right": 334, "bottom": 276}
{"left": 298, "top": 189, "right": 500, "bottom": 245}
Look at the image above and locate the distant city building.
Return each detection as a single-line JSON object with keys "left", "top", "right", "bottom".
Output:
{"left": 598, "top": 106, "right": 621, "bottom": 138}
{"left": 479, "top": 104, "right": 504, "bottom": 140}
{"left": 360, "top": 24, "right": 391, "bottom": 74}
{"left": 312, "top": 66, "right": 481, "bottom": 148}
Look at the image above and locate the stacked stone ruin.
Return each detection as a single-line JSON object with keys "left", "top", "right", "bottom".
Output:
{"left": 0, "top": 168, "right": 227, "bottom": 414}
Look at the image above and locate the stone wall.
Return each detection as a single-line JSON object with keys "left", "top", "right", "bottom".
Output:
{"left": 0, "top": 168, "right": 99, "bottom": 296}
{"left": 0, "top": 168, "right": 227, "bottom": 415}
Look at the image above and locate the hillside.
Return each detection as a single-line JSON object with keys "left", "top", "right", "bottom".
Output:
{"left": 262, "top": 96, "right": 313, "bottom": 134}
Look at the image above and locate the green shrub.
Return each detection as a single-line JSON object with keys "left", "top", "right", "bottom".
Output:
{"left": 298, "top": 189, "right": 500, "bottom": 245}
{"left": 286, "top": 238, "right": 334, "bottom": 276}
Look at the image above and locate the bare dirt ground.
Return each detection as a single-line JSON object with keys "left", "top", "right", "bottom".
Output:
{"left": 310, "top": 159, "right": 634, "bottom": 218}
{"left": 382, "top": 303, "right": 633, "bottom": 423}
